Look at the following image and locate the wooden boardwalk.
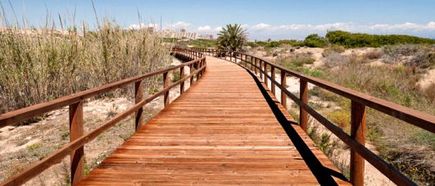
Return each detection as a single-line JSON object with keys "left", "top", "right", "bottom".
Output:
{"left": 78, "top": 57, "right": 349, "bottom": 185}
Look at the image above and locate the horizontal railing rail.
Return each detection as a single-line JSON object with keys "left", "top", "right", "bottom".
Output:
{"left": 0, "top": 47, "right": 206, "bottom": 186}
{"left": 199, "top": 48, "right": 434, "bottom": 186}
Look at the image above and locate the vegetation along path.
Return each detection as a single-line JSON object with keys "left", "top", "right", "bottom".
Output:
{"left": 78, "top": 56, "right": 349, "bottom": 185}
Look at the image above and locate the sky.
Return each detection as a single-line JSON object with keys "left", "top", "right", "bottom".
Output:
{"left": 1, "top": 0, "right": 435, "bottom": 40}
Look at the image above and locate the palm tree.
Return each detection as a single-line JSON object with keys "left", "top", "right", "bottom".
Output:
{"left": 217, "top": 24, "right": 247, "bottom": 55}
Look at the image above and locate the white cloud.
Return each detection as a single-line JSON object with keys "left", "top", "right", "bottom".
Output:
{"left": 128, "top": 21, "right": 435, "bottom": 40}
{"left": 128, "top": 23, "right": 159, "bottom": 30}
{"left": 251, "top": 23, "right": 271, "bottom": 30}
{"left": 248, "top": 22, "right": 435, "bottom": 32}
{"left": 171, "top": 21, "right": 191, "bottom": 29}
{"left": 240, "top": 24, "right": 249, "bottom": 29}
{"left": 244, "top": 21, "right": 435, "bottom": 40}
{"left": 197, "top": 25, "right": 212, "bottom": 32}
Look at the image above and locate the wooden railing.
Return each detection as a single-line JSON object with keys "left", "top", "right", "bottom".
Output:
{"left": 198, "top": 48, "right": 435, "bottom": 186}
{"left": 0, "top": 47, "right": 206, "bottom": 186}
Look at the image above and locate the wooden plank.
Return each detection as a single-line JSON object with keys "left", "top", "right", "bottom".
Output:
{"left": 78, "top": 56, "right": 349, "bottom": 185}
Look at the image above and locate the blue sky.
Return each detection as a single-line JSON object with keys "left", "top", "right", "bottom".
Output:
{"left": 1, "top": 0, "right": 435, "bottom": 40}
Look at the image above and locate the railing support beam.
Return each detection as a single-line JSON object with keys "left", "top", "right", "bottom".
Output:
{"left": 350, "top": 101, "right": 366, "bottom": 186}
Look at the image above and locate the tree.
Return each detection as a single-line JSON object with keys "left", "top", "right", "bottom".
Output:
{"left": 217, "top": 24, "right": 247, "bottom": 54}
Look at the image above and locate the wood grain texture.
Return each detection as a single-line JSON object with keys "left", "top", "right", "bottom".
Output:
{"left": 79, "top": 57, "right": 349, "bottom": 185}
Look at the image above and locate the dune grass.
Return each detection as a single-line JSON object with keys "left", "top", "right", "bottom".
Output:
{"left": 0, "top": 21, "right": 172, "bottom": 114}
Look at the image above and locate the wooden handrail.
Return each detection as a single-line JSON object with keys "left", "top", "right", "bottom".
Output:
{"left": 0, "top": 50, "right": 202, "bottom": 128}
{"left": 199, "top": 48, "right": 434, "bottom": 186}
{"left": 0, "top": 47, "right": 206, "bottom": 186}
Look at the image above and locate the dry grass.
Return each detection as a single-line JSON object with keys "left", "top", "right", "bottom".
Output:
{"left": 275, "top": 53, "right": 315, "bottom": 68}
{"left": 364, "top": 49, "right": 384, "bottom": 59}
{"left": 0, "top": 21, "right": 172, "bottom": 114}
{"left": 423, "top": 83, "right": 435, "bottom": 101}
{"left": 322, "top": 45, "right": 345, "bottom": 57}
{"left": 312, "top": 51, "right": 435, "bottom": 184}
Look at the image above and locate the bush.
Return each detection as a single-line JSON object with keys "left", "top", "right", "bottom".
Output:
{"left": 322, "top": 45, "right": 345, "bottom": 57}
{"left": 327, "top": 110, "right": 350, "bottom": 132}
{"left": 364, "top": 49, "right": 384, "bottom": 60}
{"left": 383, "top": 44, "right": 422, "bottom": 57}
{"left": 410, "top": 50, "right": 435, "bottom": 69}
{"left": 323, "top": 53, "right": 351, "bottom": 67}
{"left": 382, "top": 44, "right": 435, "bottom": 68}
{"left": 304, "top": 34, "right": 327, "bottom": 48}
{"left": 292, "top": 53, "right": 315, "bottom": 66}
{"left": 188, "top": 39, "right": 217, "bottom": 48}
{"left": 326, "top": 30, "right": 435, "bottom": 48}
{"left": 275, "top": 53, "right": 315, "bottom": 68}
{"left": 247, "top": 39, "right": 304, "bottom": 48}
{"left": 423, "top": 83, "right": 435, "bottom": 101}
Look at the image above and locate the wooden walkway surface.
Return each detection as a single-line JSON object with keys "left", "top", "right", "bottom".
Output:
{"left": 79, "top": 57, "right": 349, "bottom": 185}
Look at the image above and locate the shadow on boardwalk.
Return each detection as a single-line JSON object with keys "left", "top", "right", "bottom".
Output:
{"left": 246, "top": 68, "right": 349, "bottom": 185}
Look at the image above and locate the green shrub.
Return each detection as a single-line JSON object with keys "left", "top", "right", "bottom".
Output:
{"left": 247, "top": 39, "right": 304, "bottom": 48}
{"left": 188, "top": 39, "right": 217, "bottom": 48}
{"left": 171, "top": 70, "right": 181, "bottom": 82}
{"left": 327, "top": 110, "right": 350, "bottom": 132}
{"left": 275, "top": 53, "right": 315, "bottom": 68}
{"left": 304, "top": 34, "right": 327, "bottom": 48}
{"left": 326, "top": 30, "right": 435, "bottom": 48}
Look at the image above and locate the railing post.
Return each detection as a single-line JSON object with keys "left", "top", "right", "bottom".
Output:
{"left": 271, "top": 66, "right": 275, "bottom": 94}
{"left": 180, "top": 67, "right": 185, "bottom": 94}
{"left": 259, "top": 60, "right": 263, "bottom": 79}
{"left": 69, "top": 101, "right": 84, "bottom": 185}
{"left": 300, "top": 79, "right": 308, "bottom": 131}
{"left": 281, "top": 71, "right": 287, "bottom": 109}
{"left": 134, "top": 80, "right": 143, "bottom": 131}
{"left": 350, "top": 101, "right": 366, "bottom": 186}
{"left": 202, "top": 58, "right": 206, "bottom": 75}
{"left": 189, "top": 64, "right": 194, "bottom": 85}
{"left": 254, "top": 58, "right": 258, "bottom": 74}
{"left": 249, "top": 56, "right": 253, "bottom": 71}
{"left": 197, "top": 61, "right": 202, "bottom": 78}
{"left": 163, "top": 72, "right": 170, "bottom": 107}
{"left": 263, "top": 62, "right": 268, "bottom": 85}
